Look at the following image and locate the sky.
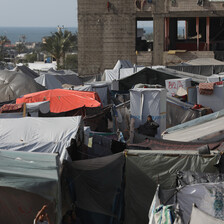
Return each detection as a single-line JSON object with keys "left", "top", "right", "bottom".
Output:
{"left": 0, "top": 0, "right": 77, "bottom": 27}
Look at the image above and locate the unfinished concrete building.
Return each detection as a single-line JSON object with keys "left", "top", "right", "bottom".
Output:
{"left": 78, "top": 0, "right": 224, "bottom": 76}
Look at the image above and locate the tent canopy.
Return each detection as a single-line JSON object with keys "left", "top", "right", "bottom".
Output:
{"left": 0, "top": 70, "right": 45, "bottom": 103}
{"left": 35, "top": 69, "right": 83, "bottom": 89}
{"left": 0, "top": 150, "right": 60, "bottom": 223}
{"left": 0, "top": 116, "right": 82, "bottom": 161}
{"left": 16, "top": 89, "right": 102, "bottom": 113}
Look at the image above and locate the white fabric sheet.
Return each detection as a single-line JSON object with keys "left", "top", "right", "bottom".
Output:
{"left": 0, "top": 116, "right": 82, "bottom": 161}
{"left": 130, "top": 88, "right": 167, "bottom": 137}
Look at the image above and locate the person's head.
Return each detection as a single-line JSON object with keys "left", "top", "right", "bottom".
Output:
{"left": 62, "top": 213, "right": 72, "bottom": 224}
{"left": 147, "top": 115, "right": 152, "bottom": 122}
{"left": 38, "top": 213, "right": 46, "bottom": 222}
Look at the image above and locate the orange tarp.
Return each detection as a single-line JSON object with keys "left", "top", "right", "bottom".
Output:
{"left": 16, "top": 89, "right": 102, "bottom": 113}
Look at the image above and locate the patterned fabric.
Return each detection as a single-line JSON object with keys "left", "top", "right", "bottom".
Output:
{"left": 199, "top": 83, "right": 215, "bottom": 95}
{"left": 0, "top": 103, "right": 23, "bottom": 113}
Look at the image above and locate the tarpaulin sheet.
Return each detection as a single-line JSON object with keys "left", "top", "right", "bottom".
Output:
{"left": 0, "top": 116, "right": 82, "bottom": 161}
{"left": 163, "top": 115, "right": 224, "bottom": 142}
{"left": 130, "top": 88, "right": 166, "bottom": 136}
{"left": 166, "top": 96, "right": 199, "bottom": 128}
{"left": 124, "top": 152, "right": 220, "bottom": 224}
{"left": 16, "top": 89, "right": 102, "bottom": 113}
{"left": 35, "top": 70, "right": 82, "bottom": 90}
{"left": 0, "top": 150, "right": 60, "bottom": 224}
{"left": 0, "top": 70, "right": 45, "bottom": 102}
{"left": 64, "top": 153, "right": 125, "bottom": 216}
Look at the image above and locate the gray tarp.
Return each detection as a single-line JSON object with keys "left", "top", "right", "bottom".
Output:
{"left": 176, "top": 183, "right": 224, "bottom": 223}
{"left": 0, "top": 70, "right": 45, "bottom": 102}
{"left": 125, "top": 151, "right": 220, "bottom": 224}
{"left": 166, "top": 96, "right": 199, "bottom": 128}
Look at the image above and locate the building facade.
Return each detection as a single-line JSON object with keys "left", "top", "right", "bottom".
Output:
{"left": 78, "top": 0, "right": 224, "bottom": 76}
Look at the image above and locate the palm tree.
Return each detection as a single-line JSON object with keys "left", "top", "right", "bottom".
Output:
{"left": 42, "top": 30, "right": 77, "bottom": 69}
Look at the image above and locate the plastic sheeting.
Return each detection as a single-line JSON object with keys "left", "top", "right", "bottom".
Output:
{"left": 124, "top": 151, "right": 220, "bottom": 224}
{"left": 197, "top": 85, "right": 224, "bottom": 112}
{"left": 63, "top": 153, "right": 125, "bottom": 217}
{"left": 0, "top": 70, "right": 45, "bottom": 102}
{"left": 35, "top": 70, "right": 82, "bottom": 89}
{"left": 189, "top": 205, "right": 224, "bottom": 224}
{"left": 0, "top": 116, "right": 82, "bottom": 161}
{"left": 0, "top": 150, "right": 60, "bottom": 223}
{"left": 176, "top": 183, "right": 224, "bottom": 223}
{"left": 165, "top": 78, "right": 192, "bottom": 95}
{"left": 16, "top": 89, "right": 102, "bottom": 113}
{"left": 166, "top": 96, "right": 199, "bottom": 128}
{"left": 130, "top": 88, "right": 167, "bottom": 137}
{"left": 163, "top": 114, "right": 224, "bottom": 142}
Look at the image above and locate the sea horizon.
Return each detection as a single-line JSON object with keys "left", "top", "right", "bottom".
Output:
{"left": 0, "top": 26, "right": 78, "bottom": 44}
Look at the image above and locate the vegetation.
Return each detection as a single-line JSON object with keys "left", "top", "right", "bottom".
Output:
{"left": 42, "top": 30, "right": 77, "bottom": 69}
{"left": 65, "top": 54, "right": 78, "bottom": 71}
{"left": 0, "top": 35, "right": 10, "bottom": 61}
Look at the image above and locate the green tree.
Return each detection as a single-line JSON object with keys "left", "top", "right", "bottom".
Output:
{"left": 25, "top": 53, "right": 37, "bottom": 63}
{"left": 0, "top": 35, "right": 10, "bottom": 61}
{"left": 65, "top": 54, "right": 78, "bottom": 71}
{"left": 42, "top": 30, "right": 77, "bottom": 70}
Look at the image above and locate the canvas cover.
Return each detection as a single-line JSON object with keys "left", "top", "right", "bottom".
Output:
{"left": 0, "top": 150, "right": 60, "bottom": 224}
{"left": 35, "top": 69, "right": 82, "bottom": 89}
{"left": 165, "top": 78, "right": 192, "bottom": 95}
{"left": 63, "top": 153, "right": 125, "bottom": 217}
{"left": 0, "top": 116, "right": 82, "bottom": 161}
{"left": 16, "top": 89, "right": 102, "bottom": 113}
{"left": 124, "top": 151, "right": 220, "bottom": 224}
{"left": 130, "top": 88, "right": 167, "bottom": 137}
{"left": 0, "top": 70, "right": 45, "bottom": 102}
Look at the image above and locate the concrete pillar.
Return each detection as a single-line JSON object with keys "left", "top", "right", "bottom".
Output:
{"left": 206, "top": 17, "right": 210, "bottom": 51}
{"left": 196, "top": 17, "right": 199, "bottom": 51}
{"left": 153, "top": 16, "right": 165, "bottom": 65}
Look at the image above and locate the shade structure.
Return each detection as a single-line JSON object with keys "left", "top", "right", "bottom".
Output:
{"left": 16, "top": 89, "right": 102, "bottom": 113}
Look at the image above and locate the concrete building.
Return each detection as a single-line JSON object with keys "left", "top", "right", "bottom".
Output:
{"left": 78, "top": 0, "right": 224, "bottom": 76}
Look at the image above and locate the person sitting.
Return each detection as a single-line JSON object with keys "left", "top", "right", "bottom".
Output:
{"left": 137, "top": 115, "right": 159, "bottom": 137}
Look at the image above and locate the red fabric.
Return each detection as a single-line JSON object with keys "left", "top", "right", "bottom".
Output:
{"left": 199, "top": 82, "right": 215, "bottom": 95}
{"left": 16, "top": 89, "right": 102, "bottom": 113}
{"left": 0, "top": 103, "right": 24, "bottom": 113}
{"left": 215, "top": 81, "right": 223, "bottom": 86}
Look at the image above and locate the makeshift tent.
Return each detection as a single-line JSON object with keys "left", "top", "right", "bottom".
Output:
{"left": 197, "top": 84, "right": 224, "bottom": 112}
{"left": 166, "top": 96, "right": 200, "bottom": 128}
{"left": 0, "top": 70, "right": 45, "bottom": 102}
{"left": 0, "top": 116, "right": 83, "bottom": 161}
{"left": 15, "top": 64, "right": 39, "bottom": 79}
{"left": 162, "top": 111, "right": 224, "bottom": 142}
{"left": 165, "top": 77, "right": 192, "bottom": 95}
{"left": 0, "top": 101, "right": 50, "bottom": 117}
{"left": 16, "top": 89, "right": 102, "bottom": 113}
{"left": 124, "top": 150, "right": 220, "bottom": 224}
{"left": 0, "top": 150, "right": 61, "bottom": 224}
{"left": 35, "top": 69, "right": 83, "bottom": 89}
{"left": 62, "top": 153, "right": 125, "bottom": 224}
{"left": 130, "top": 88, "right": 167, "bottom": 137}
{"left": 168, "top": 58, "right": 224, "bottom": 76}
{"left": 118, "top": 67, "right": 206, "bottom": 91}
{"left": 189, "top": 204, "right": 224, "bottom": 224}
{"left": 84, "top": 81, "right": 111, "bottom": 106}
